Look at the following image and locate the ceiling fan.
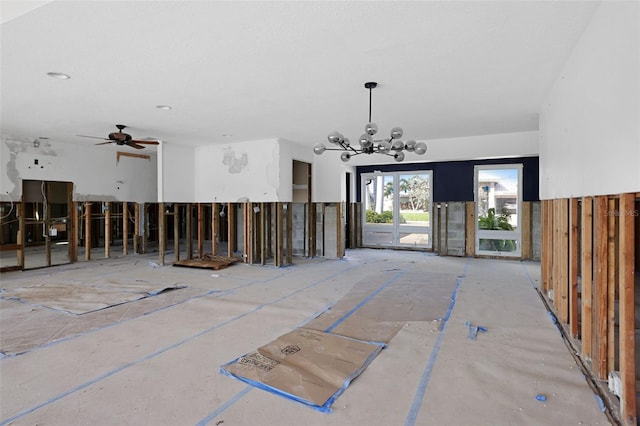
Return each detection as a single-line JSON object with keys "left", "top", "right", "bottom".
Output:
{"left": 77, "top": 124, "right": 160, "bottom": 149}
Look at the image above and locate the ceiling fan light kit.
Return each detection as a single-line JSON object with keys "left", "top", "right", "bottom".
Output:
{"left": 78, "top": 124, "right": 160, "bottom": 149}
{"left": 314, "top": 82, "right": 427, "bottom": 163}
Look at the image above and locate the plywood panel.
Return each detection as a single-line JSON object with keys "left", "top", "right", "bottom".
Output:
{"left": 569, "top": 198, "right": 579, "bottom": 337}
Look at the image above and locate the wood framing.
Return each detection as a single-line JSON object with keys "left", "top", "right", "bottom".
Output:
{"left": 227, "top": 203, "right": 235, "bottom": 258}
{"left": 85, "top": 202, "right": 92, "bottom": 261}
{"left": 618, "top": 193, "right": 637, "bottom": 425}
{"left": 212, "top": 203, "right": 219, "bottom": 256}
{"left": 541, "top": 200, "right": 552, "bottom": 294}
{"left": 186, "top": 203, "right": 193, "bottom": 260}
{"left": 465, "top": 201, "right": 475, "bottom": 257}
{"left": 569, "top": 198, "right": 579, "bottom": 337}
{"left": 123, "top": 202, "right": 129, "bottom": 256}
{"left": 198, "top": 203, "right": 204, "bottom": 258}
{"left": 580, "top": 196, "right": 593, "bottom": 359}
{"left": 158, "top": 202, "right": 166, "bottom": 266}
{"left": 70, "top": 202, "right": 78, "bottom": 262}
{"left": 592, "top": 195, "right": 608, "bottom": 379}
{"left": 116, "top": 151, "right": 150, "bottom": 163}
{"left": 606, "top": 198, "right": 617, "bottom": 374}
{"left": 286, "top": 203, "right": 293, "bottom": 265}
{"left": 104, "top": 202, "right": 111, "bottom": 259}
{"left": 174, "top": 203, "right": 180, "bottom": 262}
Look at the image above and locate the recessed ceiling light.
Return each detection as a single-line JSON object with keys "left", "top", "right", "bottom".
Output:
{"left": 156, "top": 105, "right": 172, "bottom": 110}
{"left": 47, "top": 72, "right": 70, "bottom": 80}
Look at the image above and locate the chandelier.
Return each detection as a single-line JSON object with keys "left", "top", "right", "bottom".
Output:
{"left": 313, "top": 82, "right": 427, "bottom": 162}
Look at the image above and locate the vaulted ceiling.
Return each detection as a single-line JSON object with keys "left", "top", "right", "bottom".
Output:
{"left": 1, "top": 1, "right": 599, "bottom": 150}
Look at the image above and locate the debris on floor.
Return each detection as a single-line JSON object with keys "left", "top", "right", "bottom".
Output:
{"left": 465, "top": 321, "right": 488, "bottom": 340}
{"left": 173, "top": 254, "right": 240, "bottom": 270}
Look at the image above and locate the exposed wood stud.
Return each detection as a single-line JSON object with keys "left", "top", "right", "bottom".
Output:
{"left": 186, "top": 203, "right": 193, "bottom": 260}
{"left": 227, "top": 203, "right": 235, "bottom": 258}
{"left": 198, "top": 203, "right": 204, "bottom": 258}
{"left": 286, "top": 203, "right": 293, "bottom": 265}
{"left": 541, "top": 200, "right": 552, "bottom": 293}
{"left": 581, "top": 196, "right": 593, "bottom": 359}
{"left": 158, "top": 202, "right": 166, "bottom": 266}
{"left": 212, "top": 203, "right": 219, "bottom": 256}
{"left": 592, "top": 195, "right": 608, "bottom": 379}
{"left": 85, "top": 202, "right": 92, "bottom": 261}
{"left": 569, "top": 198, "right": 579, "bottom": 337}
{"left": 465, "top": 201, "right": 475, "bottom": 257}
{"left": 123, "top": 202, "right": 128, "bottom": 256}
{"left": 18, "top": 203, "right": 25, "bottom": 269}
{"left": 133, "top": 203, "right": 140, "bottom": 254}
{"left": 606, "top": 198, "right": 617, "bottom": 373}
{"left": 104, "top": 202, "right": 111, "bottom": 259}
{"left": 521, "top": 201, "right": 532, "bottom": 260}
{"left": 618, "top": 193, "right": 637, "bottom": 425}
{"left": 558, "top": 199, "right": 569, "bottom": 324}
{"left": 174, "top": 203, "right": 180, "bottom": 262}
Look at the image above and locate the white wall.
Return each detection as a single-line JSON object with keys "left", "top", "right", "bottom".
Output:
{"left": 539, "top": 1, "right": 640, "bottom": 199}
{"left": 1, "top": 137, "right": 157, "bottom": 202}
{"left": 158, "top": 142, "right": 194, "bottom": 202}
{"left": 310, "top": 131, "right": 537, "bottom": 202}
{"left": 193, "top": 139, "right": 280, "bottom": 203}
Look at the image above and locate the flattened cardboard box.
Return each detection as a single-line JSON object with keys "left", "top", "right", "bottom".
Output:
{"left": 221, "top": 328, "right": 384, "bottom": 412}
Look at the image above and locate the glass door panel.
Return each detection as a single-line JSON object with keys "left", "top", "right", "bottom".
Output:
{"left": 475, "top": 166, "right": 522, "bottom": 257}
{"left": 362, "top": 171, "right": 432, "bottom": 248}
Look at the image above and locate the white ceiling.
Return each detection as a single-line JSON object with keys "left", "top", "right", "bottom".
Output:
{"left": 1, "top": 0, "right": 600, "bottom": 151}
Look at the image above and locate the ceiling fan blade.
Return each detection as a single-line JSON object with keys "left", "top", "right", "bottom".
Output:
{"left": 95, "top": 141, "right": 114, "bottom": 145}
{"left": 131, "top": 139, "right": 159, "bottom": 145}
{"left": 78, "top": 134, "right": 110, "bottom": 140}
{"left": 127, "top": 142, "right": 146, "bottom": 149}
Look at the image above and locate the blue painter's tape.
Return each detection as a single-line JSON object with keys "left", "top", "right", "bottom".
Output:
{"left": 536, "top": 394, "right": 547, "bottom": 402}
{"left": 324, "top": 271, "right": 404, "bottom": 333}
{"left": 404, "top": 258, "right": 470, "bottom": 426}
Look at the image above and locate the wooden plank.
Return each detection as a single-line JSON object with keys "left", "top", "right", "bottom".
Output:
{"left": 212, "top": 203, "right": 219, "bottom": 256}
{"left": 116, "top": 151, "right": 150, "bottom": 162}
{"left": 85, "top": 202, "right": 92, "bottom": 261}
{"left": 45, "top": 182, "right": 52, "bottom": 267}
{"left": 592, "top": 195, "right": 608, "bottom": 379}
{"left": 198, "top": 203, "right": 204, "bottom": 258}
{"left": 276, "top": 203, "right": 284, "bottom": 266}
{"left": 465, "top": 201, "right": 475, "bottom": 257}
{"left": 69, "top": 192, "right": 77, "bottom": 262}
{"left": 521, "top": 201, "right": 532, "bottom": 260}
{"left": 133, "top": 203, "right": 140, "bottom": 254}
{"left": 122, "top": 202, "right": 128, "bottom": 256}
{"left": 540, "top": 200, "right": 550, "bottom": 293}
{"left": 173, "top": 255, "right": 240, "bottom": 270}
{"left": 336, "top": 202, "right": 342, "bottom": 258}
{"left": 245, "top": 203, "right": 252, "bottom": 264}
{"left": 186, "top": 203, "right": 193, "bottom": 260}
{"left": 607, "top": 198, "right": 617, "bottom": 374}
{"left": 260, "top": 203, "right": 266, "bottom": 265}
{"left": 569, "top": 198, "right": 579, "bottom": 337}
{"left": 618, "top": 193, "right": 637, "bottom": 425}
{"left": 581, "top": 197, "right": 593, "bottom": 359}
{"left": 0, "top": 244, "right": 22, "bottom": 252}
{"left": 158, "top": 202, "right": 165, "bottom": 266}
{"left": 227, "top": 203, "right": 235, "bottom": 257}
{"left": 558, "top": 199, "right": 569, "bottom": 324}
{"left": 287, "top": 203, "right": 293, "bottom": 264}
{"left": 174, "top": 203, "right": 180, "bottom": 262}
{"left": 552, "top": 199, "right": 560, "bottom": 311}
{"left": 309, "top": 202, "right": 316, "bottom": 257}
{"left": 104, "top": 202, "right": 111, "bottom": 259}
{"left": 17, "top": 203, "right": 24, "bottom": 268}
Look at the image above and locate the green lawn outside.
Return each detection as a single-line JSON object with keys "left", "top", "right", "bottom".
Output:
{"left": 401, "top": 211, "right": 430, "bottom": 221}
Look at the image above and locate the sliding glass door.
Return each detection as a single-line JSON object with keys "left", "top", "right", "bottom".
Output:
{"left": 362, "top": 171, "right": 432, "bottom": 248}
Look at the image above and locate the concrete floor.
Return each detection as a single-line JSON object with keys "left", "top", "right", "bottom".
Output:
{"left": 1, "top": 249, "right": 609, "bottom": 425}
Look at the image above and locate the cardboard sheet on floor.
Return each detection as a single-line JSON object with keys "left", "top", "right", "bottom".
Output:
{"left": 220, "top": 328, "right": 384, "bottom": 412}
{"left": 1, "top": 280, "right": 185, "bottom": 314}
